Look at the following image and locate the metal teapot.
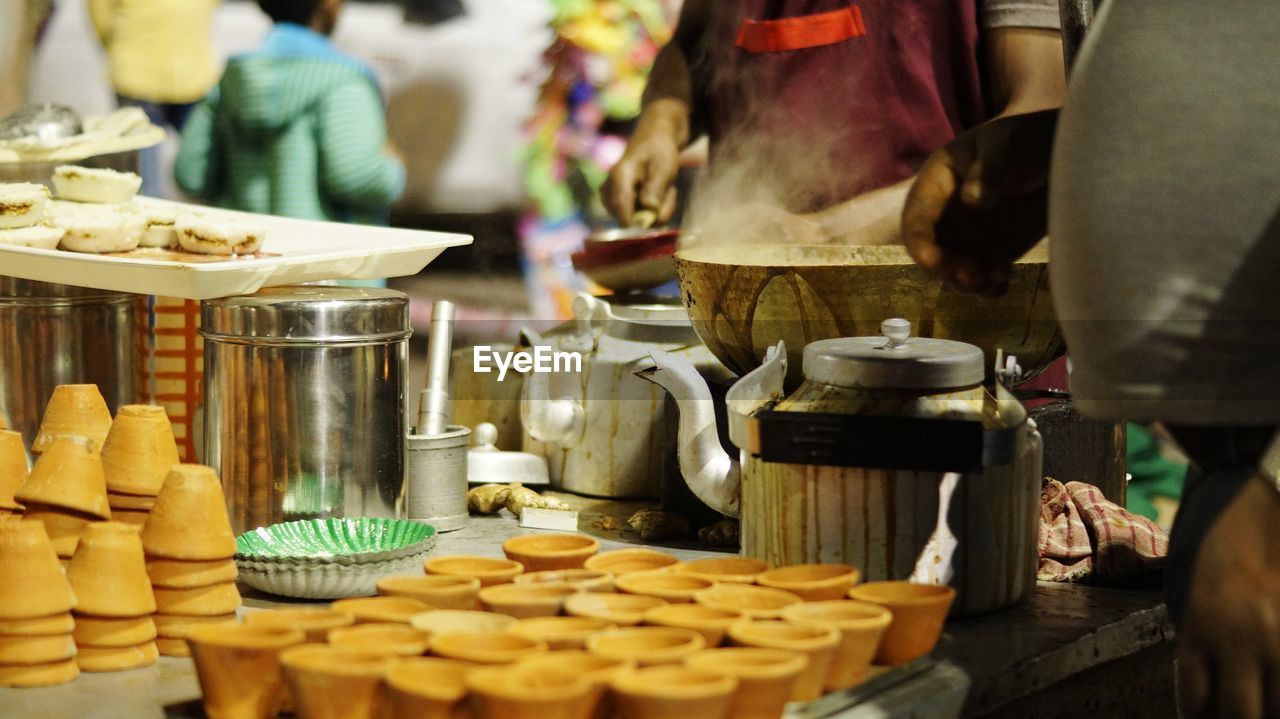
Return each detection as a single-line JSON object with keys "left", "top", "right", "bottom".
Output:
{"left": 519, "top": 293, "right": 732, "bottom": 499}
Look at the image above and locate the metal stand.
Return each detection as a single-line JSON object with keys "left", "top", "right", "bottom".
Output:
{"left": 1030, "top": 401, "right": 1127, "bottom": 505}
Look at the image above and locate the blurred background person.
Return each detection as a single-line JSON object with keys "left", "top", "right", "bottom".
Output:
{"left": 174, "top": 0, "right": 404, "bottom": 225}
{"left": 88, "top": 0, "right": 221, "bottom": 196}
{"left": 1, "top": 0, "right": 55, "bottom": 116}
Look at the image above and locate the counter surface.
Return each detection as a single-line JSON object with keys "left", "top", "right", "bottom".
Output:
{"left": 1, "top": 505, "right": 1174, "bottom": 718}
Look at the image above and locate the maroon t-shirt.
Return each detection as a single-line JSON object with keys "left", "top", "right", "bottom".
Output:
{"left": 696, "top": 1, "right": 989, "bottom": 212}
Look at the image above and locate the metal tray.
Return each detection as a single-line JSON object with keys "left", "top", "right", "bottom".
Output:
{"left": 785, "top": 655, "right": 938, "bottom": 718}
{"left": 0, "top": 197, "right": 472, "bottom": 299}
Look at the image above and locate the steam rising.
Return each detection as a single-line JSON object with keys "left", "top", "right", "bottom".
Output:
{"left": 681, "top": 61, "right": 878, "bottom": 250}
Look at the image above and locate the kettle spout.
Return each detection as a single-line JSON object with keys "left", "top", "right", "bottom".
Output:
{"left": 635, "top": 351, "right": 741, "bottom": 517}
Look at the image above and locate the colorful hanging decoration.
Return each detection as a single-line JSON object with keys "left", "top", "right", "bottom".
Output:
{"left": 521, "top": 0, "right": 679, "bottom": 318}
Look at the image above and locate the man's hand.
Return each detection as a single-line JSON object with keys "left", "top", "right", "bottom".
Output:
{"left": 902, "top": 109, "right": 1058, "bottom": 295}
{"left": 602, "top": 99, "right": 686, "bottom": 227}
{"left": 1179, "top": 475, "right": 1280, "bottom": 719}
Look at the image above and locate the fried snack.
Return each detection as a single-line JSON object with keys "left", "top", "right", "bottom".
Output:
{"left": 175, "top": 214, "right": 265, "bottom": 255}
{"left": 0, "top": 182, "right": 49, "bottom": 229}
{"left": 0, "top": 225, "right": 65, "bottom": 249}
{"left": 136, "top": 205, "right": 178, "bottom": 248}
{"left": 49, "top": 205, "right": 144, "bottom": 253}
{"left": 52, "top": 165, "right": 141, "bottom": 204}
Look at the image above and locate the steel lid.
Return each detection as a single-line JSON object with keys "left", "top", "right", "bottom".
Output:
{"left": 802, "top": 318, "right": 984, "bottom": 389}
{"left": 201, "top": 286, "right": 410, "bottom": 344}
{"left": 467, "top": 422, "right": 549, "bottom": 485}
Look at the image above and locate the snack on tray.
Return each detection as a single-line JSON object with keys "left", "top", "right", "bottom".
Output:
{"left": 135, "top": 206, "right": 178, "bottom": 248}
{"left": 46, "top": 199, "right": 104, "bottom": 216}
{"left": 0, "top": 182, "right": 49, "bottom": 229}
{"left": 51, "top": 165, "right": 142, "bottom": 204}
{"left": 50, "top": 206, "right": 144, "bottom": 253}
{"left": 0, "top": 225, "right": 64, "bottom": 250}
{"left": 175, "top": 214, "right": 265, "bottom": 256}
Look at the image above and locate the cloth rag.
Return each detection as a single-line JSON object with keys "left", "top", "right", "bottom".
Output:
{"left": 1038, "top": 477, "right": 1168, "bottom": 582}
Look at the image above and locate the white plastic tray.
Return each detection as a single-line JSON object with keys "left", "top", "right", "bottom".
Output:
{"left": 0, "top": 198, "right": 473, "bottom": 299}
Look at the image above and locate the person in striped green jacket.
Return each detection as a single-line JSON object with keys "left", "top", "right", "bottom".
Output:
{"left": 174, "top": 0, "right": 404, "bottom": 226}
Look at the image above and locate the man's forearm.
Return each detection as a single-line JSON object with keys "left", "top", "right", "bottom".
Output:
{"left": 810, "top": 179, "right": 913, "bottom": 245}
{"left": 986, "top": 27, "right": 1066, "bottom": 116}
{"left": 638, "top": 0, "right": 710, "bottom": 147}
{"left": 636, "top": 35, "right": 694, "bottom": 149}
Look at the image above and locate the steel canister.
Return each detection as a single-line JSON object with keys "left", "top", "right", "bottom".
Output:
{"left": 0, "top": 278, "right": 147, "bottom": 450}
{"left": 404, "top": 425, "right": 469, "bottom": 532}
{"left": 201, "top": 286, "right": 410, "bottom": 534}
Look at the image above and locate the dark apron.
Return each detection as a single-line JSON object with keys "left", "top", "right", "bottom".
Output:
{"left": 702, "top": 0, "right": 988, "bottom": 212}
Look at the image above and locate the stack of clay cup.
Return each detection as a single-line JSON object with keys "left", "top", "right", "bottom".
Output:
{"left": 0, "top": 430, "right": 28, "bottom": 518}
{"left": 141, "top": 464, "right": 242, "bottom": 657}
{"left": 29, "top": 384, "right": 114, "bottom": 456}
{"left": 16, "top": 385, "right": 115, "bottom": 563}
{"left": 0, "top": 522, "right": 80, "bottom": 687}
{"left": 17, "top": 435, "right": 112, "bottom": 567}
{"left": 67, "top": 522, "right": 159, "bottom": 672}
{"left": 101, "top": 405, "right": 181, "bottom": 528}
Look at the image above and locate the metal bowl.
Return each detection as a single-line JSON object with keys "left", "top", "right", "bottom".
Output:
{"left": 0, "top": 103, "right": 82, "bottom": 142}
{"left": 676, "top": 242, "right": 1063, "bottom": 385}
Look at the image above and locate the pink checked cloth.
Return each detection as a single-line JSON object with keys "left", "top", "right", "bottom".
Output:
{"left": 1038, "top": 477, "right": 1168, "bottom": 582}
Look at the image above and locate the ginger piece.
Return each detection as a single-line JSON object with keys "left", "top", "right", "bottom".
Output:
{"left": 592, "top": 516, "right": 626, "bottom": 532}
{"left": 698, "top": 518, "right": 740, "bottom": 548}
{"left": 467, "top": 483, "right": 512, "bottom": 515}
{"left": 505, "top": 483, "right": 571, "bottom": 516}
{"left": 470, "top": 482, "right": 571, "bottom": 517}
{"left": 627, "top": 509, "right": 690, "bottom": 541}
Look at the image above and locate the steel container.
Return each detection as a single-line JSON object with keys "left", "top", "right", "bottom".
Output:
{"left": 202, "top": 286, "right": 410, "bottom": 534}
{"left": 403, "top": 424, "right": 470, "bottom": 532}
{"left": 0, "top": 277, "right": 147, "bottom": 450}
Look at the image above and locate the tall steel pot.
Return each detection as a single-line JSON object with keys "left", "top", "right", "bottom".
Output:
{"left": 0, "top": 277, "right": 146, "bottom": 450}
{"left": 202, "top": 286, "right": 410, "bottom": 534}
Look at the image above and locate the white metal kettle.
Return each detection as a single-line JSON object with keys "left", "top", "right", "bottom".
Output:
{"left": 519, "top": 293, "right": 732, "bottom": 499}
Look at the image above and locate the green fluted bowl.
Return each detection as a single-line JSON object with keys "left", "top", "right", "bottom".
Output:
{"left": 235, "top": 517, "right": 437, "bottom": 566}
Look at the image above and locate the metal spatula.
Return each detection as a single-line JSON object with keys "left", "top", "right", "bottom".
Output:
{"left": 911, "top": 472, "right": 962, "bottom": 585}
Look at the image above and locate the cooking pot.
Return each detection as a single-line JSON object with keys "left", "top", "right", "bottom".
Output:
{"left": 676, "top": 242, "right": 1062, "bottom": 387}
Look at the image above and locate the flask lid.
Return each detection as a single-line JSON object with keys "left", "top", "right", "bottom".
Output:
{"left": 801, "top": 319, "right": 984, "bottom": 389}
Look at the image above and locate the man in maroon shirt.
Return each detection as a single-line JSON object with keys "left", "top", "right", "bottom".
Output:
{"left": 603, "top": 0, "right": 1066, "bottom": 246}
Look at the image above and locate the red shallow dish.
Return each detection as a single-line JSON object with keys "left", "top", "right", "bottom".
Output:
{"left": 571, "top": 229, "right": 679, "bottom": 292}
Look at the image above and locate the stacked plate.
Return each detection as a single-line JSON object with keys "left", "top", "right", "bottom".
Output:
{"left": 235, "top": 518, "right": 437, "bottom": 600}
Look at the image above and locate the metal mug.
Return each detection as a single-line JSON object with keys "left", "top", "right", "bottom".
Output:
{"left": 201, "top": 286, "right": 411, "bottom": 534}
{"left": 0, "top": 277, "right": 146, "bottom": 451}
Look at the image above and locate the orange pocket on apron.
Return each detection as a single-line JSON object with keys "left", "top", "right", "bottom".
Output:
{"left": 735, "top": 5, "right": 866, "bottom": 53}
